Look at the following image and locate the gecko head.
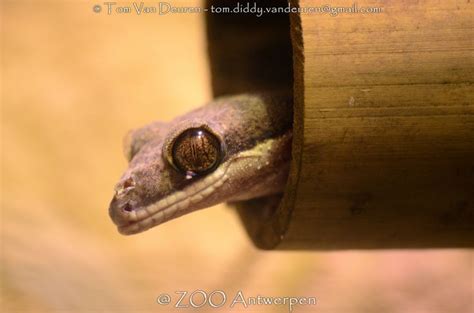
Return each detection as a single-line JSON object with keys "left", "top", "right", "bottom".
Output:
{"left": 108, "top": 119, "right": 232, "bottom": 235}
{"left": 108, "top": 94, "right": 293, "bottom": 235}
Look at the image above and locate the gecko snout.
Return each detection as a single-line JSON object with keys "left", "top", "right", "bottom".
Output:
{"left": 109, "top": 176, "right": 139, "bottom": 225}
{"left": 114, "top": 176, "right": 136, "bottom": 196}
{"left": 109, "top": 195, "right": 135, "bottom": 227}
{"left": 113, "top": 176, "right": 136, "bottom": 211}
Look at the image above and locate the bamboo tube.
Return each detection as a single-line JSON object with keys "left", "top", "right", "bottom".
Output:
{"left": 206, "top": 0, "right": 474, "bottom": 249}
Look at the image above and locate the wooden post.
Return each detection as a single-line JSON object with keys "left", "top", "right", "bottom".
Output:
{"left": 206, "top": 0, "right": 474, "bottom": 249}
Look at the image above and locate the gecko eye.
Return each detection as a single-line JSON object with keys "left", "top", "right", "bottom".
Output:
{"left": 171, "top": 127, "right": 223, "bottom": 176}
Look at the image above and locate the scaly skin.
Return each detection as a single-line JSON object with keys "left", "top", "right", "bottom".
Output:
{"left": 109, "top": 93, "right": 293, "bottom": 235}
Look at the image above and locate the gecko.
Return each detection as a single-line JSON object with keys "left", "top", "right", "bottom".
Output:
{"left": 108, "top": 93, "right": 293, "bottom": 235}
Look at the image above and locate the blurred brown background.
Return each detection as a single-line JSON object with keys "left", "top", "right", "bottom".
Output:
{"left": 1, "top": 1, "right": 472, "bottom": 312}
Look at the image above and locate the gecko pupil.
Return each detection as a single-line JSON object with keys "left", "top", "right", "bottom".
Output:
{"left": 172, "top": 128, "right": 221, "bottom": 175}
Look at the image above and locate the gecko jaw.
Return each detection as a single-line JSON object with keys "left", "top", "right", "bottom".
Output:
{"left": 116, "top": 161, "right": 232, "bottom": 235}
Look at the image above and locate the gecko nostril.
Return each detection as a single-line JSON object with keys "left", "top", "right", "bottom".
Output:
{"left": 123, "top": 202, "right": 133, "bottom": 212}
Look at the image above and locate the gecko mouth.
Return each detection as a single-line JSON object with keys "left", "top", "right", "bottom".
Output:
{"left": 114, "top": 161, "right": 231, "bottom": 235}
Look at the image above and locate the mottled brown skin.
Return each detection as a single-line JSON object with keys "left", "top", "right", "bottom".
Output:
{"left": 109, "top": 93, "right": 293, "bottom": 235}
